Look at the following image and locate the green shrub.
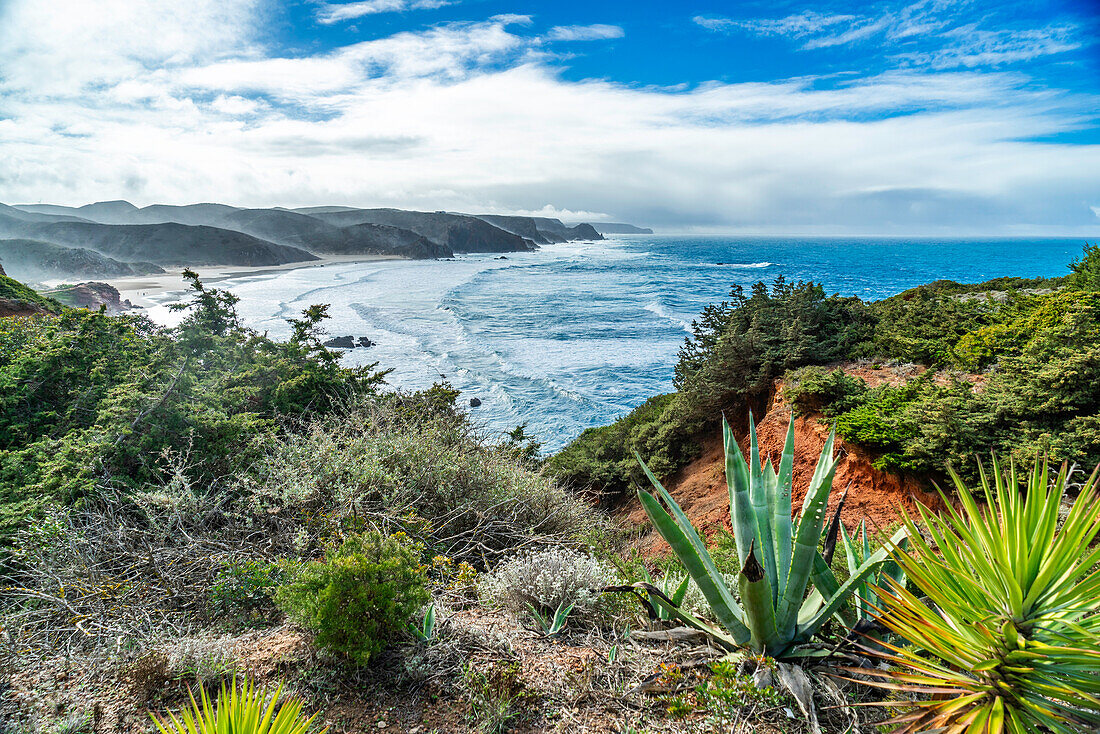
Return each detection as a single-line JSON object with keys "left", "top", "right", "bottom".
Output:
{"left": 1068, "top": 241, "right": 1100, "bottom": 291}
{"left": 0, "top": 272, "right": 384, "bottom": 544}
{"left": 781, "top": 366, "right": 867, "bottom": 416}
{"left": 245, "top": 394, "right": 602, "bottom": 565}
{"left": 275, "top": 531, "right": 429, "bottom": 665}
{"left": 210, "top": 559, "right": 284, "bottom": 627}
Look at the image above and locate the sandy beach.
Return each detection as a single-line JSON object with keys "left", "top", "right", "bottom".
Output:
{"left": 104, "top": 254, "right": 400, "bottom": 308}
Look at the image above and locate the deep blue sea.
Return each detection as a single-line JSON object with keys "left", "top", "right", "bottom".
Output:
{"left": 147, "top": 236, "right": 1085, "bottom": 451}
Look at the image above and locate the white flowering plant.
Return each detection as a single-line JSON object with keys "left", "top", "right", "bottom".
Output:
{"left": 479, "top": 546, "right": 619, "bottom": 623}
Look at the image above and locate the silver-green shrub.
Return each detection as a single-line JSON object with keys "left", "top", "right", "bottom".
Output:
{"left": 479, "top": 546, "right": 618, "bottom": 621}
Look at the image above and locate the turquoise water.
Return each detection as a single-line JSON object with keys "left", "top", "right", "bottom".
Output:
{"left": 153, "top": 235, "right": 1085, "bottom": 451}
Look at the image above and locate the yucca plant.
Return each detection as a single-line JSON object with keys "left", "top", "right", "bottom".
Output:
{"left": 151, "top": 677, "right": 325, "bottom": 734}
{"left": 634, "top": 415, "right": 906, "bottom": 659}
{"left": 855, "top": 458, "right": 1100, "bottom": 733}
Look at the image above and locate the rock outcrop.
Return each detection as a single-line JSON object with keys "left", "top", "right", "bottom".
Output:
{"left": 41, "top": 282, "right": 135, "bottom": 315}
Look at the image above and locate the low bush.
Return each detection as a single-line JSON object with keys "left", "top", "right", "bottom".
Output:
{"left": 274, "top": 531, "right": 429, "bottom": 665}
{"left": 782, "top": 366, "right": 867, "bottom": 416}
{"left": 479, "top": 546, "right": 618, "bottom": 623}
{"left": 210, "top": 559, "right": 284, "bottom": 628}
{"left": 243, "top": 392, "right": 603, "bottom": 566}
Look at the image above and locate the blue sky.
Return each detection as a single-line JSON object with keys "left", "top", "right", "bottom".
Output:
{"left": 1, "top": 0, "right": 1098, "bottom": 232}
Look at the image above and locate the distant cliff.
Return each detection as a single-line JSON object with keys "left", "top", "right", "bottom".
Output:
{"left": 1, "top": 200, "right": 620, "bottom": 282}
{"left": 0, "top": 216, "right": 318, "bottom": 268}
{"left": 0, "top": 239, "right": 164, "bottom": 282}
{"left": 590, "top": 223, "right": 653, "bottom": 235}
{"left": 305, "top": 209, "right": 533, "bottom": 253}
{"left": 40, "top": 281, "right": 136, "bottom": 315}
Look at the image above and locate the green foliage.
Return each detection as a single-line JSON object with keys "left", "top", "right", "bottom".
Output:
{"left": 837, "top": 520, "right": 905, "bottom": 624}
{"left": 462, "top": 662, "right": 532, "bottom": 734}
{"left": 694, "top": 660, "right": 786, "bottom": 727}
{"left": 634, "top": 415, "right": 905, "bottom": 658}
{"left": 861, "top": 459, "right": 1100, "bottom": 733}
{"left": 210, "top": 560, "right": 284, "bottom": 628}
{"left": 546, "top": 393, "right": 684, "bottom": 498}
{"left": 1067, "top": 241, "right": 1100, "bottom": 291}
{"left": 0, "top": 273, "right": 65, "bottom": 313}
{"left": 675, "top": 278, "right": 875, "bottom": 423}
{"left": 0, "top": 273, "right": 384, "bottom": 542}
{"left": 525, "top": 600, "right": 574, "bottom": 636}
{"left": 150, "top": 677, "right": 325, "bottom": 734}
{"left": 274, "top": 531, "right": 429, "bottom": 665}
{"left": 782, "top": 366, "right": 867, "bottom": 417}
{"left": 407, "top": 604, "right": 436, "bottom": 643}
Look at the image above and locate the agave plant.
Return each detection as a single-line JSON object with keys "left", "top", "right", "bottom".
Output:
{"left": 855, "top": 458, "right": 1100, "bottom": 733}
{"left": 634, "top": 414, "right": 905, "bottom": 659}
{"left": 839, "top": 520, "right": 906, "bottom": 624}
{"left": 151, "top": 677, "right": 325, "bottom": 734}
{"left": 639, "top": 568, "right": 692, "bottom": 622}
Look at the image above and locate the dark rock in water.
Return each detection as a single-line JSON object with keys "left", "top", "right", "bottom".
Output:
{"left": 357, "top": 336, "right": 373, "bottom": 348}
{"left": 469, "top": 397, "right": 482, "bottom": 407}
{"left": 496, "top": 256, "right": 507, "bottom": 260}
{"left": 324, "top": 335, "right": 356, "bottom": 349}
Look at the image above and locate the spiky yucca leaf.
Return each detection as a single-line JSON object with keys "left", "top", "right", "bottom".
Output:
{"left": 151, "top": 677, "right": 325, "bottom": 734}
{"left": 856, "top": 458, "right": 1100, "bottom": 734}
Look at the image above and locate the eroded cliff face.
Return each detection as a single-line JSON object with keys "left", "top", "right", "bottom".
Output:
{"left": 623, "top": 379, "right": 942, "bottom": 557}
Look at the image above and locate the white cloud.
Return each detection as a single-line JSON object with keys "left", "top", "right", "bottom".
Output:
{"left": 1092, "top": 206, "right": 1100, "bottom": 219}
{"left": 210, "top": 94, "right": 265, "bottom": 115}
{"left": 546, "top": 24, "right": 624, "bottom": 42}
{"left": 699, "top": 2, "right": 1083, "bottom": 69}
{"left": 694, "top": 11, "right": 856, "bottom": 38}
{"left": 482, "top": 204, "right": 612, "bottom": 220}
{"left": 0, "top": 0, "right": 1098, "bottom": 233}
{"left": 316, "top": 0, "right": 452, "bottom": 25}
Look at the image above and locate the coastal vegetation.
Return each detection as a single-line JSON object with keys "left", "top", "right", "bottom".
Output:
{"left": 550, "top": 247, "right": 1096, "bottom": 494}
{"left": 1, "top": 253, "right": 1098, "bottom": 733}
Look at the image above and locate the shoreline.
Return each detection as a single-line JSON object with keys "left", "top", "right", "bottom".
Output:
{"left": 96, "top": 254, "right": 401, "bottom": 308}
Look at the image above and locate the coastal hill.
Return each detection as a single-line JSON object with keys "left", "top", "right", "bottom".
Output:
{"left": 0, "top": 239, "right": 164, "bottom": 282}
{"left": 3, "top": 201, "right": 627, "bottom": 283}
{"left": 588, "top": 222, "right": 654, "bottom": 234}
{"left": 296, "top": 208, "right": 537, "bottom": 253}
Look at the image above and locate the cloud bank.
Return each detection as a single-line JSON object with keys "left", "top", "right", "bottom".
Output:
{"left": 0, "top": 0, "right": 1097, "bottom": 233}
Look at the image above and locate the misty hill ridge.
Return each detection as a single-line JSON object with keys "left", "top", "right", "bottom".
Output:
{"left": 4, "top": 200, "right": 637, "bottom": 281}
{"left": 0, "top": 216, "right": 318, "bottom": 268}
{"left": 0, "top": 239, "right": 164, "bottom": 282}
{"left": 301, "top": 208, "right": 534, "bottom": 253}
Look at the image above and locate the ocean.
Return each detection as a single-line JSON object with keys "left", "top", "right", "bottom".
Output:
{"left": 144, "top": 236, "right": 1085, "bottom": 452}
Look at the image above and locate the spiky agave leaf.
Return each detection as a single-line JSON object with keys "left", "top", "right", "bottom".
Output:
{"left": 855, "top": 458, "right": 1100, "bottom": 733}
